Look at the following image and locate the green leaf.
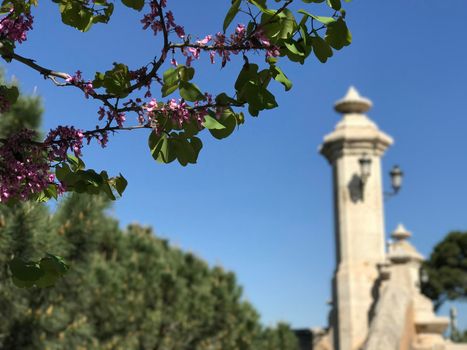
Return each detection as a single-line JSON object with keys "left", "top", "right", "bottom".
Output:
{"left": 12, "top": 277, "right": 35, "bottom": 288}
{"left": 325, "top": 17, "right": 352, "bottom": 50}
{"left": 66, "top": 153, "right": 85, "bottom": 171}
{"left": 43, "top": 184, "right": 58, "bottom": 200}
{"left": 9, "top": 257, "right": 43, "bottom": 282}
{"left": 114, "top": 174, "right": 128, "bottom": 196}
{"left": 270, "top": 66, "right": 292, "bottom": 91}
{"left": 0, "top": 40, "right": 15, "bottom": 61}
{"left": 178, "top": 66, "right": 195, "bottom": 82}
{"left": 326, "top": 0, "right": 341, "bottom": 10}
{"left": 9, "top": 253, "right": 69, "bottom": 288}
{"left": 297, "top": 9, "right": 336, "bottom": 25}
{"left": 93, "top": 72, "right": 105, "bottom": 88}
{"left": 162, "top": 84, "right": 179, "bottom": 97}
{"left": 55, "top": 164, "right": 72, "bottom": 182}
{"left": 179, "top": 81, "right": 205, "bottom": 102}
{"left": 248, "top": 0, "right": 267, "bottom": 11}
{"left": 261, "top": 9, "right": 297, "bottom": 42}
{"left": 202, "top": 115, "right": 226, "bottom": 130}
{"left": 223, "top": 0, "right": 241, "bottom": 32}
{"left": 163, "top": 67, "right": 179, "bottom": 86}
{"left": 235, "top": 64, "right": 259, "bottom": 92}
{"left": 171, "top": 138, "right": 193, "bottom": 166}
{"left": 121, "top": 0, "right": 144, "bottom": 11}
{"left": 209, "top": 110, "right": 237, "bottom": 140}
{"left": 284, "top": 40, "right": 305, "bottom": 56}
{"left": 35, "top": 254, "right": 69, "bottom": 288}
{"left": 148, "top": 131, "right": 175, "bottom": 163}
{"left": 59, "top": 2, "right": 94, "bottom": 32}
{"left": 190, "top": 137, "right": 203, "bottom": 160}
{"left": 310, "top": 35, "right": 333, "bottom": 63}
{"left": 101, "top": 63, "right": 131, "bottom": 97}
{"left": 215, "top": 93, "right": 239, "bottom": 106}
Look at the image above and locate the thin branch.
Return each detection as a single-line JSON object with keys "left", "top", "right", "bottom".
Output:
{"left": 8, "top": 52, "right": 69, "bottom": 80}
{"left": 126, "top": 0, "right": 170, "bottom": 94}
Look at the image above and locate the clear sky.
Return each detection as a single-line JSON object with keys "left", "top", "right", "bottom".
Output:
{"left": 5, "top": 0, "right": 467, "bottom": 330}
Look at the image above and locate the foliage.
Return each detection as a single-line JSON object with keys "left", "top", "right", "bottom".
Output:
{"left": 0, "top": 75, "right": 42, "bottom": 139}
{"left": 421, "top": 231, "right": 467, "bottom": 311}
{"left": 0, "top": 193, "right": 299, "bottom": 350}
{"left": 0, "top": 0, "right": 353, "bottom": 203}
{"left": 451, "top": 329, "right": 467, "bottom": 343}
{"left": 0, "top": 73, "right": 74, "bottom": 286}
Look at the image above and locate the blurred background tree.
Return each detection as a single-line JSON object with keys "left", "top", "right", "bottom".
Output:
{"left": 421, "top": 231, "right": 467, "bottom": 311}
{"left": 421, "top": 231, "right": 467, "bottom": 344}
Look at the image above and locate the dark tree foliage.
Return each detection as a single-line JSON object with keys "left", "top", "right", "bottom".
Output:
{"left": 0, "top": 194, "right": 299, "bottom": 349}
{"left": 451, "top": 329, "right": 467, "bottom": 343}
{"left": 421, "top": 231, "right": 467, "bottom": 311}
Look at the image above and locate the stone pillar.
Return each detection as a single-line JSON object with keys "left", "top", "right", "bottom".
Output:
{"left": 320, "top": 87, "right": 393, "bottom": 350}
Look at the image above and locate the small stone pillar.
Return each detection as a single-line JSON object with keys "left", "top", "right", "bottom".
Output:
{"left": 388, "top": 224, "right": 449, "bottom": 350}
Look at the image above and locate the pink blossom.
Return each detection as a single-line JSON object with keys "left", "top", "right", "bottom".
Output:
{"left": 145, "top": 99, "right": 158, "bottom": 112}
{"left": 188, "top": 47, "right": 200, "bottom": 59}
{"left": 266, "top": 46, "right": 281, "bottom": 58}
{"left": 98, "top": 107, "right": 106, "bottom": 120}
{"left": 0, "top": 11, "right": 34, "bottom": 44}
{"left": 66, "top": 70, "right": 82, "bottom": 84}
{"left": 115, "top": 113, "right": 126, "bottom": 127}
{"left": 196, "top": 35, "right": 212, "bottom": 46}
{"left": 0, "top": 129, "right": 54, "bottom": 202}
{"left": 45, "top": 126, "right": 84, "bottom": 159}
{"left": 236, "top": 24, "right": 245, "bottom": 36}
{"left": 174, "top": 25, "right": 185, "bottom": 38}
{"left": 83, "top": 81, "right": 94, "bottom": 98}
{"left": 253, "top": 29, "right": 271, "bottom": 47}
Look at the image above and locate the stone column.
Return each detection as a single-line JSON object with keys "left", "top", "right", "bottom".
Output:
{"left": 320, "top": 87, "right": 393, "bottom": 350}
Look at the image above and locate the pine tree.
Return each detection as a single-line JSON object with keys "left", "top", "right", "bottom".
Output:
{"left": 0, "top": 71, "right": 58, "bottom": 349}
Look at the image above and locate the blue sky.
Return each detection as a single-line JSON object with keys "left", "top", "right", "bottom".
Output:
{"left": 5, "top": 0, "right": 467, "bottom": 329}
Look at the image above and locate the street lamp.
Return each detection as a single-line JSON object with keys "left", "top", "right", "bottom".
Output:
{"left": 358, "top": 153, "right": 372, "bottom": 189}
{"left": 390, "top": 165, "right": 403, "bottom": 193}
{"left": 386, "top": 165, "right": 404, "bottom": 197}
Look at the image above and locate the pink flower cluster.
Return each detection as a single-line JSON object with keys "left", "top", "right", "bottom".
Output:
{"left": 66, "top": 70, "right": 95, "bottom": 98}
{"left": 0, "top": 130, "right": 53, "bottom": 202}
{"left": 141, "top": 0, "right": 185, "bottom": 39}
{"left": 0, "top": 11, "right": 33, "bottom": 44}
{"left": 180, "top": 24, "right": 280, "bottom": 68}
{"left": 143, "top": 94, "right": 212, "bottom": 130}
{"left": 98, "top": 107, "right": 127, "bottom": 129}
{"left": 45, "top": 126, "right": 84, "bottom": 160}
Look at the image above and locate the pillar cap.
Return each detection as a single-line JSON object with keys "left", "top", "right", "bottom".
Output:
{"left": 320, "top": 87, "right": 393, "bottom": 162}
{"left": 391, "top": 223, "right": 412, "bottom": 241}
{"left": 388, "top": 223, "right": 424, "bottom": 263}
{"left": 334, "top": 86, "right": 373, "bottom": 114}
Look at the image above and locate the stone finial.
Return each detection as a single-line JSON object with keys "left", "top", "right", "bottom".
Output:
{"left": 334, "top": 86, "right": 373, "bottom": 114}
{"left": 391, "top": 223, "right": 412, "bottom": 241}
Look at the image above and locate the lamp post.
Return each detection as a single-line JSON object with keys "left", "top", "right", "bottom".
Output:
{"left": 358, "top": 153, "right": 372, "bottom": 189}
{"left": 385, "top": 165, "right": 404, "bottom": 198}
{"left": 357, "top": 155, "right": 403, "bottom": 199}
{"left": 389, "top": 165, "right": 403, "bottom": 194}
